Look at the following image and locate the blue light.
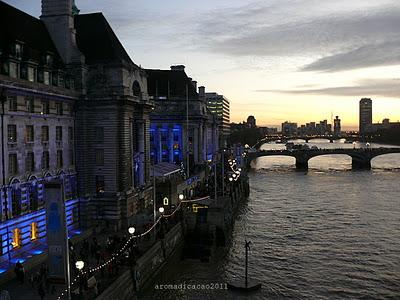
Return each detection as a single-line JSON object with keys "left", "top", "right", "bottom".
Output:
{"left": 10, "top": 258, "right": 26, "bottom": 264}
{"left": 0, "top": 269, "right": 7, "bottom": 274}
{"left": 32, "top": 250, "right": 43, "bottom": 255}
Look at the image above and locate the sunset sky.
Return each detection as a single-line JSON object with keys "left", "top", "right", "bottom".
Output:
{"left": 6, "top": 0, "right": 400, "bottom": 130}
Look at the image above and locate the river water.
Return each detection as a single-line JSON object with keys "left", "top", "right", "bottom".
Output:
{"left": 142, "top": 140, "right": 400, "bottom": 300}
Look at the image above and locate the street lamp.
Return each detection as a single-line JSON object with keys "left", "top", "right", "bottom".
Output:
{"left": 178, "top": 194, "right": 184, "bottom": 201}
{"left": 229, "top": 177, "right": 233, "bottom": 182}
{"left": 75, "top": 260, "right": 84, "bottom": 271}
{"left": 158, "top": 207, "right": 165, "bottom": 214}
{"left": 128, "top": 227, "right": 136, "bottom": 235}
{"left": 352, "top": 141, "right": 356, "bottom": 149}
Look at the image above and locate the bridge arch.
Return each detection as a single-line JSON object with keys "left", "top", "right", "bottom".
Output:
{"left": 371, "top": 153, "right": 400, "bottom": 169}
{"left": 308, "top": 154, "right": 352, "bottom": 170}
{"left": 250, "top": 155, "right": 296, "bottom": 169}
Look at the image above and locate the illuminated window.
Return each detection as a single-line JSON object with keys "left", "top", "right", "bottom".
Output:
{"left": 12, "top": 228, "right": 21, "bottom": 248}
{"left": 31, "top": 222, "right": 38, "bottom": 241}
{"left": 7, "top": 125, "right": 17, "bottom": 142}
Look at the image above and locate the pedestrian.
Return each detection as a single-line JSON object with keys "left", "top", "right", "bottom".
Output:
{"left": 38, "top": 283, "right": 45, "bottom": 300}
{"left": 14, "top": 261, "right": 25, "bottom": 284}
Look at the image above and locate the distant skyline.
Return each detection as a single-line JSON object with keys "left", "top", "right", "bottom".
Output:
{"left": 5, "top": 0, "right": 400, "bottom": 130}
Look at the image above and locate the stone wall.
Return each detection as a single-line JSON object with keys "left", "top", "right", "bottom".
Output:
{"left": 96, "top": 222, "right": 184, "bottom": 300}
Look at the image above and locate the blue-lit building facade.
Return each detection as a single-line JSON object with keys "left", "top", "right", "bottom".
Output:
{"left": 0, "top": 0, "right": 154, "bottom": 269}
{"left": 146, "top": 66, "right": 219, "bottom": 173}
{"left": 0, "top": 1, "right": 81, "bottom": 261}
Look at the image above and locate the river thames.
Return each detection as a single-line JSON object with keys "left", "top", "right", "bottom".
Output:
{"left": 143, "top": 140, "right": 400, "bottom": 300}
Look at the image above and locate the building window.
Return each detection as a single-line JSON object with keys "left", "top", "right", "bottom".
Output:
{"left": 29, "top": 184, "right": 39, "bottom": 211}
{"left": 12, "top": 228, "right": 21, "bottom": 248}
{"left": 95, "top": 175, "right": 105, "bottom": 194}
{"left": 46, "top": 54, "right": 53, "bottom": 65}
{"left": 41, "top": 101, "right": 49, "bottom": 114}
{"left": 95, "top": 149, "right": 104, "bottom": 166}
{"left": 56, "top": 126, "right": 63, "bottom": 141}
{"left": 9, "top": 62, "right": 18, "bottom": 78}
{"left": 68, "top": 127, "right": 73, "bottom": 141}
{"left": 56, "top": 102, "right": 63, "bottom": 115}
{"left": 95, "top": 127, "right": 104, "bottom": 142}
{"left": 7, "top": 124, "right": 17, "bottom": 142}
{"left": 31, "top": 222, "right": 38, "bottom": 241}
{"left": 57, "top": 150, "right": 63, "bottom": 168}
{"left": 44, "top": 71, "right": 50, "bottom": 85}
{"left": 26, "top": 125, "right": 34, "bottom": 143}
{"left": 42, "top": 151, "right": 50, "bottom": 170}
{"left": 26, "top": 152, "right": 35, "bottom": 172}
{"left": 69, "top": 149, "right": 74, "bottom": 166}
{"left": 9, "top": 153, "right": 18, "bottom": 175}
{"left": 28, "top": 67, "right": 35, "bottom": 82}
{"left": 15, "top": 43, "right": 22, "bottom": 58}
{"left": 41, "top": 126, "right": 49, "bottom": 142}
{"left": 26, "top": 97, "right": 35, "bottom": 113}
{"left": 8, "top": 96, "right": 17, "bottom": 111}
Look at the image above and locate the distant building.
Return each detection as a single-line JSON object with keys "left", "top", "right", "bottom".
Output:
{"left": 359, "top": 98, "right": 372, "bottom": 136}
{"left": 205, "top": 92, "right": 230, "bottom": 147}
{"left": 259, "top": 127, "right": 278, "bottom": 136}
{"left": 365, "top": 118, "right": 400, "bottom": 133}
{"left": 146, "top": 66, "right": 218, "bottom": 171}
{"left": 281, "top": 121, "right": 297, "bottom": 136}
{"left": 247, "top": 116, "right": 256, "bottom": 128}
{"left": 333, "top": 116, "right": 341, "bottom": 137}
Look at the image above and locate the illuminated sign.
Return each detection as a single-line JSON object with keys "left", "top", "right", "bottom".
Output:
{"left": 163, "top": 197, "right": 169, "bottom": 205}
{"left": 192, "top": 204, "right": 209, "bottom": 213}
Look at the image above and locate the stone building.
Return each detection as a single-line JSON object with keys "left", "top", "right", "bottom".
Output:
{"left": 0, "top": 0, "right": 153, "bottom": 260}
{"left": 146, "top": 66, "right": 218, "bottom": 176}
{"left": 0, "top": 0, "right": 80, "bottom": 257}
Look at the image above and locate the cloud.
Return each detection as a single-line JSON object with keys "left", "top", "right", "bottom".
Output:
{"left": 192, "top": 1, "right": 400, "bottom": 71}
{"left": 302, "top": 40, "right": 400, "bottom": 72}
{"left": 255, "top": 78, "right": 400, "bottom": 98}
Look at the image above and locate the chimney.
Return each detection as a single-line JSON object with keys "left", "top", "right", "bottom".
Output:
{"left": 41, "top": 0, "right": 84, "bottom": 64}
{"left": 170, "top": 65, "right": 185, "bottom": 71}
{"left": 192, "top": 80, "right": 197, "bottom": 91}
{"left": 198, "top": 86, "right": 205, "bottom": 99}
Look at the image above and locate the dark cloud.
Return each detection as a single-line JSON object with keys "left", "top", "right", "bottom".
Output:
{"left": 255, "top": 78, "right": 400, "bottom": 98}
{"left": 302, "top": 40, "right": 400, "bottom": 72}
{"left": 193, "top": 2, "right": 400, "bottom": 71}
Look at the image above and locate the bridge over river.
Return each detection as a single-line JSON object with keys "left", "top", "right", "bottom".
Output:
{"left": 246, "top": 147, "right": 400, "bottom": 170}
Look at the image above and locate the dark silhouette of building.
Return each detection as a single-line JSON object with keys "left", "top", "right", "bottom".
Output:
{"left": 334, "top": 116, "right": 341, "bottom": 137}
{"left": 247, "top": 116, "right": 256, "bottom": 128}
{"left": 359, "top": 98, "right": 372, "bottom": 137}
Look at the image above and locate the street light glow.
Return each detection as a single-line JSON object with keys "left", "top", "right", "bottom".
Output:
{"left": 75, "top": 260, "right": 84, "bottom": 270}
{"left": 128, "top": 227, "right": 135, "bottom": 235}
{"left": 159, "top": 207, "right": 165, "bottom": 214}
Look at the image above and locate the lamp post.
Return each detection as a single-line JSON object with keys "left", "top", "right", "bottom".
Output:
{"left": 76, "top": 260, "right": 85, "bottom": 296}
{"left": 178, "top": 194, "right": 184, "bottom": 201}
{"left": 128, "top": 227, "right": 135, "bottom": 235}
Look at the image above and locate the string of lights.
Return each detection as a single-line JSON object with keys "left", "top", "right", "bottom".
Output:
{"left": 57, "top": 195, "right": 211, "bottom": 299}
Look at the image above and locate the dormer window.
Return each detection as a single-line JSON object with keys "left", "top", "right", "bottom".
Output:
{"left": 15, "top": 43, "right": 22, "bottom": 59}
{"left": 46, "top": 54, "right": 53, "bottom": 65}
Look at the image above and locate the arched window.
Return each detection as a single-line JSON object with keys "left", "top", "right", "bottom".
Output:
{"left": 132, "top": 81, "right": 141, "bottom": 97}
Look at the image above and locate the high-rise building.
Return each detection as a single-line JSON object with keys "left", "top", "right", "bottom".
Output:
{"left": 205, "top": 92, "right": 230, "bottom": 146}
{"left": 359, "top": 98, "right": 372, "bottom": 136}
{"left": 334, "top": 116, "right": 341, "bottom": 137}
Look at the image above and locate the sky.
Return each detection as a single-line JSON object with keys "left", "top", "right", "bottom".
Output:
{"left": 5, "top": 0, "right": 400, "bottom": 130}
